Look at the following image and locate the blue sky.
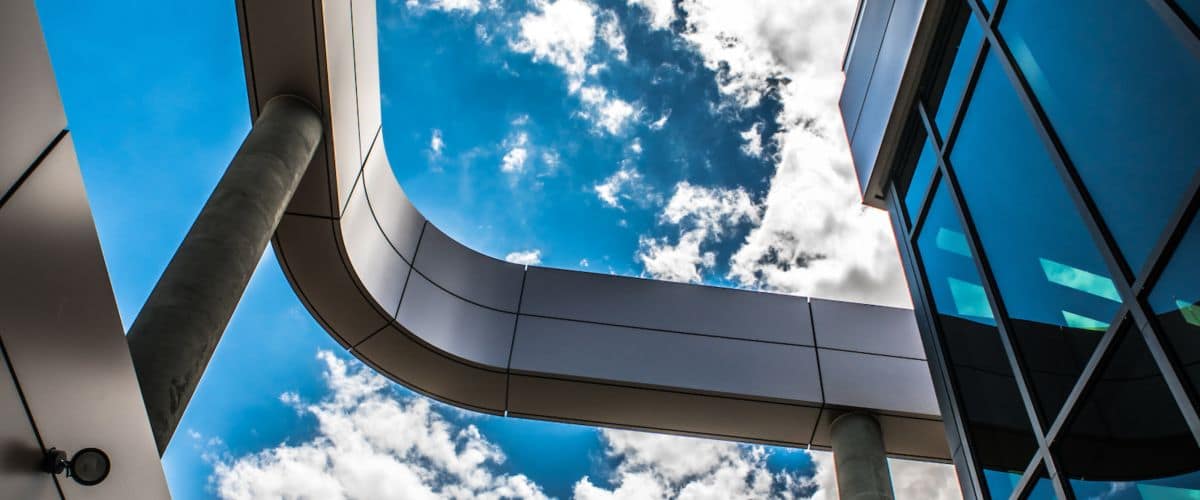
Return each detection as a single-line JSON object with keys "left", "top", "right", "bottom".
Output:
{"left": 35, "top": 0, "right": 955, "bottom": 498}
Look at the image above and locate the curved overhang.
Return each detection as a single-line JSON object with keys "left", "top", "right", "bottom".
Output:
{"left": 236, "top": 0, "right": 949, "bottom": 461}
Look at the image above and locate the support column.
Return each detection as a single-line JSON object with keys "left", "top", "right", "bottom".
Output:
{"left": 831, "top": 412, "right": 895, "bottom": 500}
{"left": 126, "top": 95, "right": 322, "bottom": 455}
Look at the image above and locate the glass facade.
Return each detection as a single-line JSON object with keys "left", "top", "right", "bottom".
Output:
{"left": 886, "top": 0, "right": 1200, "bottom": 497}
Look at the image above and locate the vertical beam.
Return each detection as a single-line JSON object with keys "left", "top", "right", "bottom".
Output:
{"left": 125, "top": 95, "right": 321, "bottom": 455}
{"left": 831, "top": 412, "right": 896, "bottom": 500}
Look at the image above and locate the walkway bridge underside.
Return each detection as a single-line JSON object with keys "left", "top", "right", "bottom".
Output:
{"left": 238, "top": 0, "right": 949, "bottom": 462}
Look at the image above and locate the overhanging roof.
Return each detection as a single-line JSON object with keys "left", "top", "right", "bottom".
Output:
{"left": 236, "top": 0, "right": 948, "bottom": 461}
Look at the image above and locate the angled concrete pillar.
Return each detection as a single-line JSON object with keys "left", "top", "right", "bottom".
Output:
{"left": 831, "top": 412, "right": 895, "bottom": 500}
{"left": 126, "top": 95, "right": 321, "bottom": 455}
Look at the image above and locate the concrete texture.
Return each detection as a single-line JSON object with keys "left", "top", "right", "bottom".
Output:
{"left": 831, "top": 412, "right": 896, "bottom": 500}
{"left": 125, "top": 95, "right": 321, "bottom": 454}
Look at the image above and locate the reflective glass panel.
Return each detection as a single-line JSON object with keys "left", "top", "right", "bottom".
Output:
{"left": 903, "top": 136, "right": 937, "bottom": 223}
{"left": 1178, "top": 0, "right": 1200, "bottom": 28}
{"left": 1149, "top": 212, "right": 1200, "bottom": 393}
{"left": 1057, "top": 326, "right": 1200, "bottom": 498}
{"left": 1001, "top": 0, "right": 1200, "bottom": 271}
{"left": 984, "top": 469, "right": 1021, "bottom": 500}
{"left": 1023, "top": 471, "right": 1056, "bottom": 500}
{"left": 916, "top": 179, "right": 1037, "bottom": 487}
{"left": 949, "top": 53, "right": 1122, "bottom": 423}
{"left": 932, "top": 6, "right": 984, "bottom": 136}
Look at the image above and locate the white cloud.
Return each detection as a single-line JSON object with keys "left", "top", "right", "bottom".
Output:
{"left": 512, "top": 0, "right": 598, "bottom": 82}
{"left": 637, "top": 182, "right": 760, "bottom": 283}
{"left": 739, "top": 122, "right": 764, "bottom": 158}
{"left": 212, "top": 351, "right": 548, "bottom": 500}
{"left": 629, "top": 138, "right": 643, "bottom": 155}
{"left": 649, "top": 110, "right": 670, "bottom": 130}
{"left": 573, "top": 429, "right": 814, "bottom": 499}
{"left": 578, "top": 85, "right": 638, "bottom": 135}
{"left": 666, "top": 0, "right": 911, "bottom": 307}
{"left": 579, "top": 258, "right": 590, "bottom": 267}
{"left": 430, "top": 129, "right": 445, "bottom": 156}
{"left": 626, "top": 0, "right": 676, "bottom": 30}
{"left": 407, "top": 0, "right": 482, "bottom": 15}
{"left": 594, "top": 164, "right": 656, "bottom": 209}
{"left": 599, "top": 10, "right": 628, "bottom": 62}
{"left": 505, "top": 249, "right": 543, "bottom": 265}
{"left": 501, "top": 132, "right": 530, "bottom": 174}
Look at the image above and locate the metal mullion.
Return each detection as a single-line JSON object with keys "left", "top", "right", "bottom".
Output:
{"left": 890, "top": 183, "right": 988, "bottom": 500}
{"left": 1149, "top": 0, "right": 1200, "bottom": 58}
{"left": 1130, "top": 304, "right": 1200, "bottom": 443}
{"left": 1133, "top": 169, "right": 1200, "bottom": 294}
{"left": 935, "top": 35, "right": 987, "bottom": 156}
{"left": 938, "top": 148, "right": 1054, "bottom": 463}
{"left": 1041, "top": 311, "right": 1129, "bottom": 444}
{"left": 1010, "top": 450, "right": 1045, "bottom": 500}
{"left": 907, "top": 104, "right": 944, "bottom": 241}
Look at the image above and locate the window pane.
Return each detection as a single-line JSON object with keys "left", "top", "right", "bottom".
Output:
{"left": 1023, "top": 472, "right": 1056, "bottom": 500}
{"left": 1001, "top": 0, "right": 1200, "bottom": 271}
{"left": 916, "top": 179, "right": 1037, "bottom": 488}
{"left": 949, "top": 53, "right": 1122, "bottom": 423}
{"left": 903, "top": 136, "right": 937, "bottom": 223}
{"left": 1149, "top": 212, "right": 1200, "bottom": 393}
{"left": 983, "top": 469, "right": 1021, "bottom": 500}
{"left": 932, "top": 6, "right": 984, "bottom": 136}
{"left": 1178, "top": 0, "right": 1200, "bottom": 28}
{"left": 1056, "top": 326, "right": 1200, "bottom": 498}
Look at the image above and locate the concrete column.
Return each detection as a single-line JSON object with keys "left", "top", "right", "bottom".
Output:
{"left": 126, "top": 95, "right": 322, "bottom": 455}
{"left": 831, "top": 412, "right": 895, "bottom": 500}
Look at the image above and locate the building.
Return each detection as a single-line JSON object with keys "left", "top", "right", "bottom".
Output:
{"left": 840, "top": 0, "right": 1200, "bottom": 497}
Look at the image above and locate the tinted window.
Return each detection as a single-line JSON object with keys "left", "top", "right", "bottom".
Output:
{"left": 916, "top": 179, "right": 1037, "bottom": 487}
{"left": 1056, "top": 326, "right": 1200, "bottom": 498}
{"left": 933, "top": 7, "right": 984, "bottom": 137}
{"left": 949, "top": 53, "right": 1122, "bottom": 423}
{"left": 1149, "top": 212, "right": 1200, "bottom": 394}
{"left": 1001, "top": 0, "right": 1200, "bottom": 271}
{"left": 903, "top": 136, "right": 937, "bottom": 223}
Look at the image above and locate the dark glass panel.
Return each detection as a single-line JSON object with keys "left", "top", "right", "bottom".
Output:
{"left": 1057, "top": 326, "right": 1200, "bottom": 498}
{"left": 949, "top": 54, "right": 1122, "bottom": 423}
{"left": 1001, "top": 0, "right": 1200, "bottom": 271}
{"left": 1149, "top": 212, "right": 1200, "bottom": 395}
{"left": 916, "top": 179, "right": 1037, "bottom": 483}
{"left": 903, "top": 136, "right": 937, "bottom": 223}
{"left": 931, "top": 5, "right": 984, "bottom": 136}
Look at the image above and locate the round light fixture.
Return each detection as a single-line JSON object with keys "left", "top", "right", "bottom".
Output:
{"left": 42, "top": 447, "right": 111, "bottom": 486}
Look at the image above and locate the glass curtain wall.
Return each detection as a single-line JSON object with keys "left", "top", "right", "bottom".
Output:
{"left": 889, "top": 0, "right": 1200, "bottom": 498}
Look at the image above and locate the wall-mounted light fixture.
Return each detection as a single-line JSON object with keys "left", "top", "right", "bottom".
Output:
{"left": 43, "top": 447, "right": 111, "bottom": 486}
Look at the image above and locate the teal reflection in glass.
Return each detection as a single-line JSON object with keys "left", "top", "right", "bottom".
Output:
{"left": 1002, "top": 0, "right": 1200, "bottom": 271}
{"left": 1058, "top": 328, "right": 1200, "bottom": 499}
{"left": 1149, "top": 213, "right": 1200, "bottom": 396}
{"left": 1025, "top": 475, "right": 1056, "bottom": 500}
{"left": 903, "top": 138, "right": 938, "bottom": 223}
{"left": 934, "top": 10, "right": 984, "bottom": 136}
{"left": 916, "top": 179, "right": 1036, "bottom": 485}
{"left": 983, "top": 469, "right": 1021, "bottom": 500}
{"left": 949, "top": 53, "right": 1121, "bottom": 422}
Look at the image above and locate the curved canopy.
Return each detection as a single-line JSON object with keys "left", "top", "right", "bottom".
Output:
{"left": 236, "top": 0, "right": 948, "bottom": 461}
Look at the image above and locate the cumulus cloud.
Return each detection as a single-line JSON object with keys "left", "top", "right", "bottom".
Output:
{"left": 626, "top": 0, "right": 676, "bottom": 31}
{"left": 595, "top": 164, "right": 657, "bottom": 210}
{"left": 505, "top": 249, "right": 543, "bottom": 265}
{"left": 578, "top": 85, "right": 638, "bottom": 135}
{"left": 406, "top": 0, "right": 483, "bottom": 15}
{"left": 574, "top": 429, "right": 817, "bottom": 499}
{"left": 649, "top": 110, "right": 670, "bottom": 130}
{"left": 512, "top": 0, "right": 597, "bottom": 82}
{"left": 739, "top": 122, "right": 764, "bottom": 158}
{"left": 638, "top": 182, "right": 760, "bottom": 283}
{"left": 661, "top": 0, "right": 911, "bottom": 307}
{"left": 599, "top": 9, "right": 628, "bottom": 62}
{"left": 430, "top": 129, "right": 445, "bottom": 156}
{"left": 502, "top": 132, "right": 531, "bottom": 174}
{"left": 211, "top": 352, "right": 547, "bottom": 500}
